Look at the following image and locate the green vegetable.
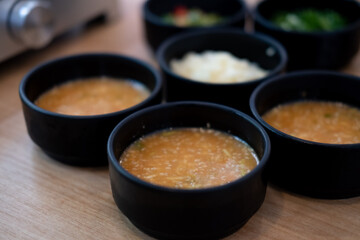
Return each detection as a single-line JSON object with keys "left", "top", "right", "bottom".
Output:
{"left": 271, "top": 8, "right": 347, "bottom": 32}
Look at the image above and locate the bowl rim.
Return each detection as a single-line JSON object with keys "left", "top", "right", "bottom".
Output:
{"left": 19, "top": 53, "right": 163, "bottom": 120}
{"left": 143, "top": 0, "right": 247, "bottom": 30}
{"left": 108, "top": 101, "right": 271, "bottom": 193}
{"left": 156, "top": 28, "right": 288, "bottom": 87}
{"left": 253, "top": 0, "right": 360, "bottom": 36}
{"left": 250, "top": 70, "right": 360, "bottom": 148}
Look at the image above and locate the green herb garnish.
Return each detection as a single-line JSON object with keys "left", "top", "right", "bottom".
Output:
{"left": 133, "top": 140, "right": 145, "bottom": 151}
{"left": 161, "top": 131, "right": 176, "bottom": 137}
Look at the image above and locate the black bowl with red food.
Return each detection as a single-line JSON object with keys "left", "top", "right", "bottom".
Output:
{"left": 143, "top": 0, "right": 247, "bottom": 51}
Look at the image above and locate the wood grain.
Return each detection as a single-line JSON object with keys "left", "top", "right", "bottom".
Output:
{"left": 1, "top": 0, "right": 359, "bottom": 239}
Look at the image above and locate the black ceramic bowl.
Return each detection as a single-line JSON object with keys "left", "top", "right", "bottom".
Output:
{"left": 19, "top": 53, "right": 163, "bottom": 166}
{"left": 250, "top": 71, "right": 360, "bottom": 199}
{"left": 157, "top": 28, "right": 287, "bottom": 114}
{"left": 143, "top": 0, "right": 247, "bottom": 51}
{"left": 253, "top": 0, "right": 360, "bottom": 70}
{"left": 108, "top": 101, "right": 270, "bottom": 240}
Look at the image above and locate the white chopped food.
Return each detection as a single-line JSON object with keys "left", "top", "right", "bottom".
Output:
{"left": 170, "top": 51, "right": 268, "bottom": 84}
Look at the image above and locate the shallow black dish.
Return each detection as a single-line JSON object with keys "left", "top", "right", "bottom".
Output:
{"left": 250, "top": 71, "right": 360, "bottom": 199}
{"left": 253, "top": 0, "right": 360, "bottom": 70}
{"left": 157, "top": 28, "right": 287, "bottom": 114}
{"left": 143, "top": 0, "right": 247, "bottom": 51}
{"left": 19, "top": 53, "right": 163, "bottom": 166}
{"left": 108, "top": 101, "right": 270, "bottom": 240}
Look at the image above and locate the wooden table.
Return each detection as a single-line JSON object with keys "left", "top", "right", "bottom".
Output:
{"left": 1, "top": 0, "right": 360, "bottom": 239}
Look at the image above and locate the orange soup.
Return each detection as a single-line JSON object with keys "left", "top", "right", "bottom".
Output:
{"left": 120, "top": 128, "right": 258, "bottom": 189}
{"left": 262, "top": 101, "right": 360, "bottom": 144}
{"left": 35, "top": 77, "right": 150, "bottom": 116}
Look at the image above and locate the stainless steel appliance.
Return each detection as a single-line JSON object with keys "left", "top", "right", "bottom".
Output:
{"left": 0, "top": 0, "right": 119, "bottom": 62}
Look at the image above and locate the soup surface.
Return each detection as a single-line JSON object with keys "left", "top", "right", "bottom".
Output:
{"left": 35, "top": 77, "right": 150, "bottom": 116}
{"left": 120, "top": 128, "right": 258, "bottom": 189}
{"left": 262, "top": 101, "right": 360, "bottom": 144}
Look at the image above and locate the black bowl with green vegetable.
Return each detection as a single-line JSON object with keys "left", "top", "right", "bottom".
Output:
{"left": 253, "top": 0, "right": 360, "bottom": 70}
{"left": 143, "top": 0, "right": 246, "bottom": 51}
